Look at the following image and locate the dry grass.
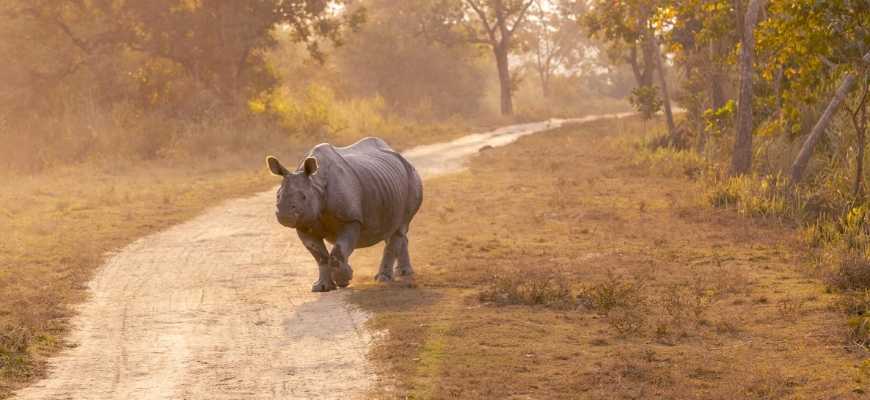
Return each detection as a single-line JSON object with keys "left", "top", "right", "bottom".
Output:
{"left": 346, "top": 116, "right": 868, "bottom": 399}
{"left": 0, "top": 148, "right": 296, "bottom": 396}
{"left": 0, "top": 117, "right": 473, "bottom": 397}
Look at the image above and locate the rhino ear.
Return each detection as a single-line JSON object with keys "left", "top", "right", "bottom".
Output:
{"left": 266, "top": 156, "right": 288, "bottom": 176}
{"left": 302, "top": 157, "right": 319, "bottom": 177}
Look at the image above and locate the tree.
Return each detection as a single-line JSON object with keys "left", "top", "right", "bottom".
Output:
{"left": 459, "top": 0, "right": 535, "bottom": 115}
{"left": 584, "top": 0, "right": 677, "bottom": 140}
{"left": 0, "top": 0, "right": 361, "bottom": 114}
{"left": 729, "top": 0, "right": 766, "bottom": 176}
{"left": 521, "top": 0, "right": 589, "bottom": 98}
{"left": 754, "top": 0, "right": 870, "bottom": 183}
{"left": 584, "top": 0, "right": 658, "bottom": 89}
{"left": 333, "top": 0, "right": 488, "bottom": 117}
{"left": 662, "top": 0, "right": 739, "bottom": 151}
{"left": 652, "top": 34, "right": 676, "bottom": 139}
{"left": 846, "top": 73, "right": 869, "bottom": 197}
{"left": 789, "top": 53, "right": 870, "bottom": 183}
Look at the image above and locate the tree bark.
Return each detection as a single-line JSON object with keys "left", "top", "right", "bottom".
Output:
{"left": 709, "top": 39, "right": 726, "bottom": 110}
{"left": 856, "top": 119, "right": 865, "bottom": 197}
{"left": 850, "top": 75, "right": 868, "bottom": 197}
{"left": 640, "top": 35, "right": 656, "bottom": 87}
{"left": 541, "top": 74, "right": 550, "bottom": 98}
{"left": 730, "top": 0, "right": 765, "bottom": 176}
{"left": 494, "top": 45, "right": 514, "bottom": 115}
{"left": 789, "top": 52, "right": 870, "bottom": 184}
{"left": 652, "top": 34, "right": 676, "bottom": 140}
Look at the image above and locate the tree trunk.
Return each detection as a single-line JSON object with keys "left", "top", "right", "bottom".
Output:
{"left": 734, "top": 0, "right": 745, "bottom": 44}
{"left": 729, "top": 0, "right": 765, "bottom": 176}
{"left": 495, "top": 45, "right": 514, "bottom": 116}
{"left": 856, "top": 122, "right": 865, "bottom": 197}
{"left": 773, "top": 66, "right": 784, "bottom": 116}
{"left": 628, "top": 45, "right": 644, "bottom": 87}
{"left": 652, "top": 34, "right": 676, "bottom": 141}
{"left": 709, "top": 39, "right": 726, "bottom": 110}
{"left": 540, "top": 69, "right": 550, "bottom": 98}
{"left": 789, "top": 51, "right": 870, "bottom": 184}
{"left": 640, "top": 35, "right": 656, "bottom": 87}
{"left": 851, "top": 76, "right": 869, "bottom": 197}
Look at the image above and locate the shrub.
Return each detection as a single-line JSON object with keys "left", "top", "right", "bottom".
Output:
{"left": 577, "top": 275, "right": 647, "bottom": 313}
{"left": 830, "top": 255, "right": 870, "bottom": 291}
{"left": 478, "top": 268, "right": 575, "bottom": 309}
{"left": 629, "top": 85, "right": 663, "bottom": 120}
{"left": 577, "top": 274, "right": 649, "bottom": 335}
{"left": 835, "top": 289, "right": 870, "bottom": 316}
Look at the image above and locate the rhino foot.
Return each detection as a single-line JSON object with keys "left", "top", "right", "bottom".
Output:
{"left": 333, "top": 268, "right": 353, "bottom": 288}
{"left": 374, "top": 272, "right": 393, "bottom": 283}
{"left": 312, "top": 279, "right": 337, "bottom": 292}
{"left": 395, "top": 266, "right": 414, "bottom": 277}
{"left": 330, "top": 257, "right": 353, "bottom": 288}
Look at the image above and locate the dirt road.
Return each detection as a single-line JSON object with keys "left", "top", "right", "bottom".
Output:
{"left": 13, "top": 113, "right": 629, "bottom": 400}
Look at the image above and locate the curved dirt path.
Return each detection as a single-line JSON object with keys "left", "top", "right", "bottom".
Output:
{"left": 13, "top": 112, "right": 629, "bottom": 400}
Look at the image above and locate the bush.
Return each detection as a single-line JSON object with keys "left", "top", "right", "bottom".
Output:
{"left": 629, "top": 85, "right": 663, "bottom": 120}
{"left": 479, "top": 268, "right": 575, "bottom": 309}
{"left": 577, "top": 275, "right": 649, "bottom": 335}
{"left": 829, "top": 255, "right": 870, "bottom": 291}
{"left": 577, "top": 275, "right": 647, "bottom": 313}
{"left": 835, "top": 289, "right": 870, "bottom": 316}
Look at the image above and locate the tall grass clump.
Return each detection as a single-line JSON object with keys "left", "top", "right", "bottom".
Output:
{"left": 706, "top": 174, "right": 805, "bottom": 221}
{"left": 479, "top": 267, "right": 575, "bottom": 309}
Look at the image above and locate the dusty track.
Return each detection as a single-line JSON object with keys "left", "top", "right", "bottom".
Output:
{"left": 13, "top": 113, "right": 629, "bottom": 400}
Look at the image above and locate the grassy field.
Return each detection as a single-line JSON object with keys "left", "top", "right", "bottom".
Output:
{"left": 0, "top": 118, "right": 478, "bottom": 396}
{"left": 0, "top": 151, "right": 289, "bottom": 396}
{"left": 347, "top": 116, "right": 869, "bottom": 399}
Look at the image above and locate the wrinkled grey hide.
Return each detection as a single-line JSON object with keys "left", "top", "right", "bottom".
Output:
{"left": 267, "top": 137, "right": 423, "bottom": 292}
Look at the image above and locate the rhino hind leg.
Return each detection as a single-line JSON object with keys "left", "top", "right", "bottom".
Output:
{"left": 393, "top": 229, "right": 415, "bottom": 278}
{"left": 375, "top": 237, "right": 398, "bottom": 282}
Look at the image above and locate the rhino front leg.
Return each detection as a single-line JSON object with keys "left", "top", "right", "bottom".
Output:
{"left": 297, "top": 230, "right": 335, "bottom": 292}
{"left": 330, "top": 222, "right": 361, "bottom": 288}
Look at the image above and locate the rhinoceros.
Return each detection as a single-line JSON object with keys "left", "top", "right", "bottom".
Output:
{"left": 267, "top": 137, "right": 423, "bottom": 292}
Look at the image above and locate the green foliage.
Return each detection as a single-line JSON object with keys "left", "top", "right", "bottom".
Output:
{"left": 703, "top": 100, "right": 736, "bottom": 137}
{"left": 629, "top": 85, "right": 663, "bottom": 120}
{"left": 756, "top": 0, "right": 870, "bottom": 134}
